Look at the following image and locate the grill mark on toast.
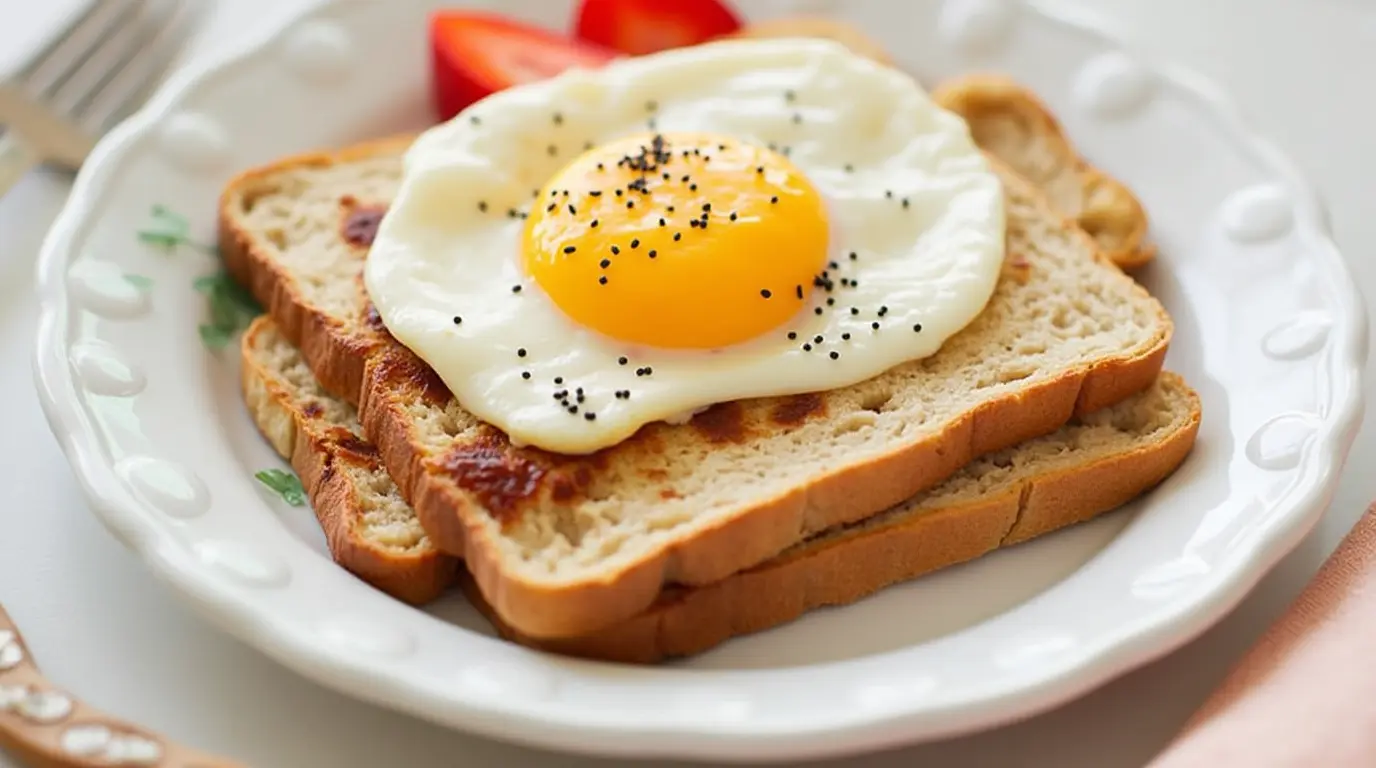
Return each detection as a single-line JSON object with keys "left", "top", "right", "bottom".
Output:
{"left": 341, "top": 204, "right": 387, "bottom": 248}
{"left": 438, "top": 432, "right": 547, "bottom": 522}
{"left": 372, "top": 349, "right": 451, "bottom": 407}
{"left": 770, "top": 393, "right": 826, "bottom": 427}
{"left": 691, "top": 402, "right": 750, "bottom": 444}
{"left": 322, "top": 427, "right": 381, "bottom": 465}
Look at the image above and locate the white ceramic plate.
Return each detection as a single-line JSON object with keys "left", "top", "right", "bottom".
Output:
{"left": 33, "top": 0, "right": 1367, "bottom": 761}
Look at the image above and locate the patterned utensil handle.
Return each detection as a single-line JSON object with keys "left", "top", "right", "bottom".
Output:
{"left": 0, "top": 605, "right": 244, "bottom": 767}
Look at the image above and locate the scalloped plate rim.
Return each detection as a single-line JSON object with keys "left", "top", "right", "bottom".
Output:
{"left": 30, "top": 0, "right": 1368, "bottom": 761}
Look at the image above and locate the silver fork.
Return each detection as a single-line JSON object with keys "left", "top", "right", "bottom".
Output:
{"left": 0, "top": 0, "right": 204, "bottom": 198}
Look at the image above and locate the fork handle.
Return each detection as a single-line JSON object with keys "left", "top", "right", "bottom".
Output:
{"left": 0, "top": 132, "right": 41, "bottom": 200}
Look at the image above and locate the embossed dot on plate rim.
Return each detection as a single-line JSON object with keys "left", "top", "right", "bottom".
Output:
{"left": 319, "top": 616, "right": 416, "bottom": 659}
{"left": 852, "top": 676, "right": 939, "bottom": 709}
{"left": 1130, "top": 555, "right": 1212, "bottom": 600}
{"left": 70, "top": 343, "right": 146, "bottom": 397}
{"left": 1073, "top": 52, "right": 1155, "bottom": 117}
{"left": 280, "top": 20, "right": 353, "bottom": 83}
{"left": 195, "top": 540, "right": 292, "bottom": 589}
{"left": 994, "top": 631, "right": 1079, "bottom": 669}
{"left": 67, "top": 262, "right": 152, "bottom": 319}
{"left": 1262, "top": 312, "right": 1333, "bottom": 361}
{"left": 456, "top": 662, "right": 558, "bottom": 701}
{"left": 157, "top": 112, "right": 231, "bottom": 173}
{"left": 938, "top": 0, "right": 1019, "bottom": 54}
{"left": 114, "top": 456, "right": 211, "bottom": 519}
{"left": 1221, "top": 183, "right": 1295, "bottom": 242}
{"left": 1245, "top": 413, "right": 1322, "bottom": 471}
{"left": 669, "top": 687, "right": 755, "bottom": 721}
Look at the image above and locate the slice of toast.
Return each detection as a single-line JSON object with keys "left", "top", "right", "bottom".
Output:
{"left": 221, "top": 130, "right": 1171, "bottom": 638}
{"left": 933, "top": 75, "right": 1155, "bottom": 269}
{"left": 730, "top": 18, "right": 1152, "bottom": 270}
{"left": 240, "top": 314, "right": 1198, "bottom": 659}
{"left": 241, "top": 315, "right": 459, "bottom": 604}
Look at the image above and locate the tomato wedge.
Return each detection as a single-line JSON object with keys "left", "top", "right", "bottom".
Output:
{"left": 573, "top": 0, "right": 743, "bottom": 56}
{"left": 429, "top": 11, "right": 617, "bottom": 121}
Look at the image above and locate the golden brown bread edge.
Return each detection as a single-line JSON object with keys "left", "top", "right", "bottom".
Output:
{"left": 932, "top": 74, "right": 1155, "bottom": 269}
{"left": 238, "top": 308, "right": 1195, "bottom": 656}
{"left": 240, "top": 318, "right": 460, "bottom": 604}
{"left": 467, "top": 374, "right": 1201, "bottom": 662}
{"left": 238, "top": 306, "right": 1192, "bottom": 641}
{"left": 220, "top": 138, "right": 1171, "bottom": 638}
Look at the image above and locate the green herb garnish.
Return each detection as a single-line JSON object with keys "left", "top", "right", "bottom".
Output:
{"left": 195, "top": 271, "right": 263, "bottom": 350}
{"left": 254, "top": 469, "right": 306, "bottom": 507}
{"left": 137, "top": 204, "right": 215, "bottom": 254}
{"left": 122, "top": 273, "right": 153, "bottom": 290}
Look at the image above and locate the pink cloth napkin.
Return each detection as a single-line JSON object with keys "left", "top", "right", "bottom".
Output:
{"left": 1148, "top": 504, "right": 1376, "bottom": 767}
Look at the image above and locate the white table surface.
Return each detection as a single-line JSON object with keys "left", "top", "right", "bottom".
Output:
{"left": 3, "top": 1, "right": 1372, "bottom": 766}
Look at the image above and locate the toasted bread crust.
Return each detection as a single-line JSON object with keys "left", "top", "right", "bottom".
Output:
{"left": 380, "top": 308, "right": 1168, "bottom": 638}
{"left": 933, "top": 75, "right": 1155, "bottom": 269}
{"left": 239, "top": 314, "right": 1196, "bottom": 660}
{"left": 221, "top": 134, "right": 1171, "bottom": 638}
{"left": 469, "top": 374, "right": 1201, "bottom": 661}
{"left": 221, "top": 136, "right": 413, "bottom": 402}
{"left": 240, "top": 318, "right": 459, "bottom": 604}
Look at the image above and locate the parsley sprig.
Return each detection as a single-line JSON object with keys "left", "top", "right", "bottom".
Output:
{"left": 137, "top": 204, "right": 216, "bottom": 254}
{"left": 195, "top": 272, "right": 263, "bottom": 349}
{"left": 254, "top": 468, "right": 306, "bottom": 507}
{"left": 136, "top": 205, "right": 264, "bottom": 349}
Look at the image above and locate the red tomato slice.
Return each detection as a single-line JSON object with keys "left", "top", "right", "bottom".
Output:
{"left": 430, "top": 11, "right": 617, "bottom": 121}
{"left": 573, "top": 0, "right": 743, "bottom": 56}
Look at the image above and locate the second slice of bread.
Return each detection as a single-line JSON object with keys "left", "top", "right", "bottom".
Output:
{"left": 221, "top": 135, "right": 1172, "bottom": 638}
{"left": 933, "top": 75, "right": 1154, "bottom": 269}
{"left": 241, "top": 315, "right": 1198, "bottom": 659}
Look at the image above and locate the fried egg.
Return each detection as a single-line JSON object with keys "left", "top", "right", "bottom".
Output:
{"left": 365, "top": 38, "right": 1005, "bottom": 455}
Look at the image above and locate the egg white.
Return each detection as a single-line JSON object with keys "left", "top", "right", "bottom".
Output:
{"left": 365, "top": 38, "right": 1005, "bottom": 455}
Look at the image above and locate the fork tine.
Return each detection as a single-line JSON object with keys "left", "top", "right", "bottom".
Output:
{"left": 18, "top": 0, "right": 144, "bottom": 100}
{"left": 47, "top": 2, "right": 153, "bottom": 120}
{"left": 81, "top": 1, "right": 206, "bottom": 134}
{"left": 11, "top": 1, "right": 106, "bottom": 83}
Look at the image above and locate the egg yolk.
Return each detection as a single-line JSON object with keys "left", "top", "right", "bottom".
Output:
{"left": 522, "top": 132, "right": 829, "bottom": 350}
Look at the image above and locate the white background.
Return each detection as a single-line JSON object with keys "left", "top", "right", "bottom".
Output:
{"left": 1, "top": 0, "right": 1373, "bottom": 765}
